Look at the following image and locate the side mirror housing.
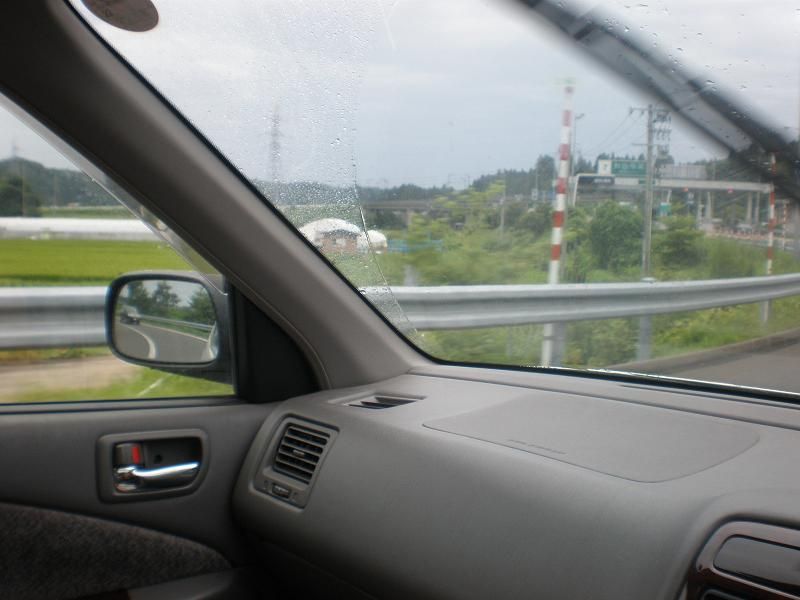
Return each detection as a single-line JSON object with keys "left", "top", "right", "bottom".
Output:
{"left": 105, "top": 272, "right": 232, "bottom": 384}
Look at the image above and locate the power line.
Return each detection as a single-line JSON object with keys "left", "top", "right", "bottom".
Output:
{"left": 607, "top": 114, "right": 651, "bottom": 157}
{"left": 581, "top": 111, "right": 643, "bottom": 159}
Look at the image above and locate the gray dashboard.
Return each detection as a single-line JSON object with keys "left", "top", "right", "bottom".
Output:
{"left": 233, "top": 365, "right": 800, "bottom": 599}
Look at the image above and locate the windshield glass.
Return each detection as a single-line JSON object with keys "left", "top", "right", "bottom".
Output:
{"left": 70, "top": 0, "right": 800, "bottom": 396}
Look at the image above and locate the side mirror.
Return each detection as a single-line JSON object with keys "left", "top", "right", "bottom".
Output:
{"left": 106, "top": 272, "right": 232, "bottom": 383}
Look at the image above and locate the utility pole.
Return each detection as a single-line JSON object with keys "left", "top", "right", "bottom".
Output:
{"left": 570, "top": 113, "right": 585, "bottom": 177}
{"left": 11, "top": 139, "right": 25, "bottom": 216}
{"left": 762, "top": 153, "right": 777, "bottom": 324}
{"left": 499, "top": 171, "right": 507, "bottom": 236}
{"left": 270, "top": 105, "right": 282, "bottom": 203}
{"left": 630, "top": 104, "right": 671, "bottom": 277}
{"left": 629, "top": 104, "right": 670, "bottom": 360}
{"left": 643, "top": 104, "right": 654, "bottom": 276}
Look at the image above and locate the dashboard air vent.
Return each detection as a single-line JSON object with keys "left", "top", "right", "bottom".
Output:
{"left": 348, "top": 395, "right": 417, "bottom": 410}
{"left": 273, "top": 424, "right": 330, "bottom": 484}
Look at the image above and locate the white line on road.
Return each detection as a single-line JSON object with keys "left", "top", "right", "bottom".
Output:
{"left": 137, "top": 375, "right": 166, "bottom": 398}
{"left": 120, "top": 323, "right": 156, "bottom": 359}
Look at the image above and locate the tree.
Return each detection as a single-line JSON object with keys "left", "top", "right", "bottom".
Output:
{"left": 588, "top": 201, "right": 643, "bottom": 273}
{"left": 151, "top": 281, "right": 180, "bottom": 316}
{"left": 123, "top": 281, "right": 154, "bottom": 314}
{"left": 573, "top": 155, "right": 593, "bottom": 174}
{"left": 0, "top": 174, "right": 42, "bottom": 216}
{"left": 655, "top": 216, "right": 704, "bottom": 269}
{"left": 186, "top": 288, "right": 216, "bottom": 325}
{"left": 534, "top": 155, "right": 556, "bottom": 199}
{"left": 514, "top": 204, "right": 552, "bottom": 237}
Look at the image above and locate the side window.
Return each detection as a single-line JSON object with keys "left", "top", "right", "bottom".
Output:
{"left": 0, "top": 104, "right": 233, "bottom": 403}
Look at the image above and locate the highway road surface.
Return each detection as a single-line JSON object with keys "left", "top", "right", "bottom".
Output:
{"left": 115, "top": 321, "right": 211, "bottom": 364}
{"left": 634, "top": 340, "right": 800, "bottom": 395}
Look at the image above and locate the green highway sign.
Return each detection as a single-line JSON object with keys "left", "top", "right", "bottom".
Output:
{"left": 611, "top": 160, "right": 646, "bottom": 177}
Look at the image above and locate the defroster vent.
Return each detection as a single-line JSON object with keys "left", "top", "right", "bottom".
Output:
{"left": 347, "top": 395, "right": 418, "bottom": 409}
{"left": 273, "top": 424, "right": 330, "bottom": 484}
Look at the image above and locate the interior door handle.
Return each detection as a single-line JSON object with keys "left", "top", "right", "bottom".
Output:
{"left": 114, "top": 461, "right": 200, "bottom": 492}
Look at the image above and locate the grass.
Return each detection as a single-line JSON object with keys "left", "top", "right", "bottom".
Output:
{"left": 14, "top": 365, "right": 233, "bottom": 403}
{"left": 0, "top": 239, "right": 190, "bottom": 286}
{"left": 4, "top": 222, "right": 800, "bottom": 398}
{"left": 0, "top": 347, "right": 111, "bottom": 363}
{"left": 40, "top": 206, "right": 131, "bottom": 219}
{"left": 0, "top": 237, "right": 224, "bottom": 403}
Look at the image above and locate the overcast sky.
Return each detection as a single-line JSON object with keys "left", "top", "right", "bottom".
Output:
{"left": 4, "top": 0, "right": 800, "bottom": 189}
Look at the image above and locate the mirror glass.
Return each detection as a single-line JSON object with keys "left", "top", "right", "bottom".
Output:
{"left": 112, "top": 279, "right": 219, "bottom": 364}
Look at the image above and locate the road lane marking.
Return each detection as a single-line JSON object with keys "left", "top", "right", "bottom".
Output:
{"left": 119, "top": 323, "right": 156, "bottom": 359}
{"left": 137, "top": 375, "right": 166, "bottom": 397}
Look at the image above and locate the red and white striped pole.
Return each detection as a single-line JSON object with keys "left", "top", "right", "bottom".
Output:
{"left": 541, "top": 84, "right": 574, "bottom": 366}
{"left": 548, "top": 85, "right": 574, "bottom": 285}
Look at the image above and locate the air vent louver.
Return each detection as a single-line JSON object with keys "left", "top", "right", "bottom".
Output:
{"left": 348, "top": 395, "right": 417, "bottom": 410}
{"left": 273, "top": 424, "right": 329, "bottom": 484}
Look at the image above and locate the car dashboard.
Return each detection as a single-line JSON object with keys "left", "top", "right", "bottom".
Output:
{"left": 233, "top": 365, "right": 800, "bottom": 599}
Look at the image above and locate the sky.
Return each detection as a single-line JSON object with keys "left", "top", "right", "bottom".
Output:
{"left": 5, "top": 0, "right": 800, "bottom": 189}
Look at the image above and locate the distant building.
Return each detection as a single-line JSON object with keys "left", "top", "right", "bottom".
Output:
{"left": 365, "top": 230, "right": 388, "bottom": 253}
{"left": 298, "top": 218, "right": 363, "bottom": 254}
{"left": 299, "top": 219, "right": 389, "bottom": 255}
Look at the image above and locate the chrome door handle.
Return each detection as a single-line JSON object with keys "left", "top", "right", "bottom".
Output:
{"left": 114, "top": 461, "right": 200, "bottom": 492}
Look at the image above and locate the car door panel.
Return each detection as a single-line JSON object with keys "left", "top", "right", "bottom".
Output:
{"left": 0, "top": 502, "right": 230, "bottom": 600}
{"left": 0, "top": 401, "right": 273, "bottom": 570}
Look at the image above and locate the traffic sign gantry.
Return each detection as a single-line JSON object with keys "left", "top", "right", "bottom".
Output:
{"left": 611, "top": 159, "right": 646, "bottom": 177}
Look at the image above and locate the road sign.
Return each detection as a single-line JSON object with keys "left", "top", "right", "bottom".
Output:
{"left": 578, "top": 176, "right": 615, "bottom": 186}
{"left": 611, "top": 160, "right": 646, "bottom": 177}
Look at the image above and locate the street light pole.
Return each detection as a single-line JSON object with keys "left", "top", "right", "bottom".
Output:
{"left": 570, "top": 113, "right": 585, "bottom": 177}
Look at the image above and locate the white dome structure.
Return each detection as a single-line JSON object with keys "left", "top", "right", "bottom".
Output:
{"left": 366, "top": 230, "right": 388, "bottom": 252}
{"left": 299, "top": 218, "right": 364, "bottom": 254}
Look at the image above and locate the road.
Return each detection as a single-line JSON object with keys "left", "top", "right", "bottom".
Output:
{"left": 115, "top": 322, "right": 210, "bottom": 363}
{"left": 631, "top": 340, "right": 800, "bottom": 395}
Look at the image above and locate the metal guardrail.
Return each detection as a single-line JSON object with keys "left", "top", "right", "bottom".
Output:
{"left": 0, "top": 286, "right": 107, "bottom": 350}
{"left": 368, "top": 273, "right": 800, "bottom": 330}
{"left": 136, "top": 314, "right": 213, "bottom": 332}
{"left": 4, "top": 273, "right": 800, "bottom": 349}
{"left": 0, "top": 287, "right": 212, "bottom": 350}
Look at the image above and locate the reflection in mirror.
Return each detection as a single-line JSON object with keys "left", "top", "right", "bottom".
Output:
{"left": 113, "top": 279, "right": 218, "bottom": 364}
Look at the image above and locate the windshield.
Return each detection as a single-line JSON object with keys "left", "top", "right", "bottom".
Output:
{"left": 69, "top": 0, "right": 800, "bottom": 396}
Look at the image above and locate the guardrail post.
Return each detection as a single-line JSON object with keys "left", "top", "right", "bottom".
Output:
{"left": 553, "top": 322, "right": 566, "bottom": 366}
{"left": 636, "top": 315, "right": 652, "bottom": 361}
{"left": 541, "top": 323, "right": 555, "bottom": 366}
{"left": 541, "top": 322, "right": 566, "bottom": 367}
